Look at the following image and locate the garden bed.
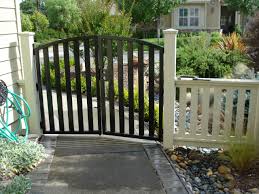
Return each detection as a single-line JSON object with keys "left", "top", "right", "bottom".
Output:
{"left": 166, "top": 147, "right": 259, "bottom": 194}
{"left": 0, "top": 137, "right": 46, "bottom": 194}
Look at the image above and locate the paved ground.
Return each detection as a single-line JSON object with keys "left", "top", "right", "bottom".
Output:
{"left": 28, "top": 135, "right": 188, "bottom": 194}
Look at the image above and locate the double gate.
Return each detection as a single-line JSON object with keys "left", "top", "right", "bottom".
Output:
{"left": 34, "top": 36, "right": 164, "bottom": 141}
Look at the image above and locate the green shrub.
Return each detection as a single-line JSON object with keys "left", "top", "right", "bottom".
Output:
{"left": 227, "top": 137, "right": 258, "bottom": 172}
{"left": 21, "top": 14, "right": 33, "bottom": 32}
{"left": 0, "top": 138, "right": 45, "bottom": 178}
{"left": 30, "top": 11, "right": 49, "bottom": 32}
{"left": 176, "top": 33, "right": 247, "bottom": 78}
{"left": 0, "top": 175, "right": 31, "bottom": 194}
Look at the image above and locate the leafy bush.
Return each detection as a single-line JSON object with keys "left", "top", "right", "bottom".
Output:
{"left": 0, "top": 175, "right": 31, "bottom": 194}
{"left": 41, "top": 59, "right": 97, "bottom": 96}
{"left": 35, "top": 28, "right": 67, "bottom": 43}
{"left": 30, "top": 11, "right": 49, "bottom": 32}
{"left": 227, "top": 137, "right": 258, "bottom": 172}
{"left": 0, "top": 138, "right": 45, "bottom": 178}
{"left": 77, "top": 0, "right": 132, "bottom": 37}
{"left": 21, "top": 14, "right": 33, "bottom": 32}
{"left": 176, "top": 32, "right": 248, "bottom": 78}
{"left": 45, "top": 0, "right": 81, "bottom": 34}
{"left": 216, "top": 32, "right": 246, "bottom": 53}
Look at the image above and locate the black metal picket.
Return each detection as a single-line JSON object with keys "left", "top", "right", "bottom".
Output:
{"left": 34, "top": 35, "right": 164, "bottom": 141}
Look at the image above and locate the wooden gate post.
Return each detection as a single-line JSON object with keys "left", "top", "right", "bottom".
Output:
{"left": 163, "top": 29, "right": 178, "bottom": 149}
{"left": 19, "top": 32, "right": 42, "bottom": 135}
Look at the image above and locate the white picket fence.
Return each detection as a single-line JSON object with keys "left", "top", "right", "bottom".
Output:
{"left": 163, "top": 29, "right": 259, "bottom": 148}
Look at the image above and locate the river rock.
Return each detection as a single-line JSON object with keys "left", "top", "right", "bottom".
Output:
{"left": 218, "top": 165, "right": 231, "bottom": 174}
{"left": 207, "top": 169, "right": 213, "bottom": 176}
{"left": 224, "top": 173, "right": 235, "bottom": 181}
{"left": 170, "top": 154, "right": 178, "bottom": 161}
{"left": 248, "top": 188, "right": 259, "bottom": 193}
{"left": 179, "top": 162, "right": 187, "bottom": 169}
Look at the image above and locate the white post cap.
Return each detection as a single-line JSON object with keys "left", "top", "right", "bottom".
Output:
{"left": 163, "top": 29, "right": 178, "bottom": 34}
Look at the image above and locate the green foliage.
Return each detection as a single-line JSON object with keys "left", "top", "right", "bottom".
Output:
{"left": 227, "top": 137, "right": 258, "bottom": 172}
{"left": 30, "top": 11, "right": 49, "bottom": 32}
{"left": 224, "top": 0, "right": 259, "bottom": 15}
{"left": 117, "top": 0, "right": 185, "bottom": 24}
{"left": 77, "top": 0, "right": 110, "bottom": 35}
{"left": 100, "top": 14, "right": 132, "bottom": 37}
{"left": 0, "top": 138, "right": 45, "bottom": 179}
{"left": 0, "top": 175, "right": 31, "bottom": 194}
{"left": 77, "top": 0, "right": 132, "bottom": 37}
{"left": 176, "top": 32, "right": 248, "bottom": 78}
{"left": 45, "top": 0, "right": 81, "bottom": 33}
{"left": 41, "top": 59, "right": 97, "bottom": 97}
{"left": 35, "top": 28, "right": 67, "bottom": 43}
{"left": 20, "top": 0, "right": 36, "bottom": 14}
{"left": 21, "top": 14, "right": 33, "bottom": 32}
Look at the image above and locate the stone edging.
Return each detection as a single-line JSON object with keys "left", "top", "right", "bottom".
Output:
{"left": 27, "top": 136, "right": 57, "bottom": 194}
{"left": 144, "top": 144, "right": 189, "bottom": 194}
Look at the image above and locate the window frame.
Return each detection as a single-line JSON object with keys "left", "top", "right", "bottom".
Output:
{"left": 178, "top": 7, "right": 200, "bottom": 27}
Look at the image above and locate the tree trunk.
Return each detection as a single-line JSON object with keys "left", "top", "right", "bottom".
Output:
{"left": 157, "top": 16, "right": 161, "bottom": 43}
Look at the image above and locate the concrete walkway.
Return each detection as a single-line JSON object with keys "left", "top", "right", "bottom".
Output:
{"left": 29, "top": 136, "right": 188, "bottom": 194}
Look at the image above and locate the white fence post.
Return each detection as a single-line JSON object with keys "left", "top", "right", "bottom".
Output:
{"left": 255, "top": 86, "right": 259, "bottom": 144}
{"left": 19, "top": 32, "right": 42, "bottom": 135}
{"left": 163, "top": 29, "right": 178, "bottom": 149}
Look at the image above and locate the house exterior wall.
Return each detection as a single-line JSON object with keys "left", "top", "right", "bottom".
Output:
{"left": 162, "top": 0, "right": 222, "bottom": 32}
{"left": 0, "top": 0, "right": 23, "bottom": 90}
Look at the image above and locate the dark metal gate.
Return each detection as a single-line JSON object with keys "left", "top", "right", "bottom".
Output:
{"left": 34, "top": 36, "right": 164, "bottom": 141}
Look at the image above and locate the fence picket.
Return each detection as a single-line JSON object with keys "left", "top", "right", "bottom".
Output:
{"left": 201, "top": 87, "right": 210, "bottom": 137}
{"left": 178, "top": 86, "right": 187, "bottom": 136}
{"left": 148, "top": 46, "right": 155, "bottom": 137}
{"left": 117, "top": 40, "right": 124, "bottom": 134}
{"left": 84, "top": 38, "right": 94, "bottom": 132}
{"left": 138, "top": 44, "right": 144, "bottom": 136}
{"left": 224, "top": 88, "right": 234, "bottom": 138}
{"left": 63, "top": 42, "right": 74, "bottom": 132}
{"left": 107, "top": 39, "right": 115, "bottom": 133}
{"left": 128, "top": 41, "right": 134, "bottom": 135}
{"left": 35, "top": 49, "right": 45, "bottom": 131}
{"left": 247, "top": 89, "right": 257, "bottom": 138}
{"left": 53, "top": 44, "right": 64, "bottom": 132}
{"left": 43, "top": 47, "right": 55, "bottom": 132}
{"left": 235, "top": 88, "right": 246, "bottom": 138}
{"left": 212, "top": 88, "right": 221, "bottom": 138}
{"left": 190, "top": 87, "right": 198, "bottom": 136}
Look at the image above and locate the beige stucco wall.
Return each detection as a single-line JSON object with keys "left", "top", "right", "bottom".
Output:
{"left": 205, "top": 0, "right": 221, "bottom": 30}
{"left": 162, "top": 0, "right": 221, "bottom": 31}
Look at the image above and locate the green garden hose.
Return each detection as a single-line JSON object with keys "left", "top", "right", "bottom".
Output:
{"left": 0, "top": 80, "right": 31, "bottom": 143}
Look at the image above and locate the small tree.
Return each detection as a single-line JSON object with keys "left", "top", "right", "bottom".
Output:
{"left": 20, "top": 0, "right": 36, "bottom": 14}
{"left": 21, "top": 14, "right": 34, "bottom": 31}
{"left": 77, "top": 0, "right": 132, "bottom": 37}
{"left": 30, "top": 11, "right": 49, "bottom": 32}
{"left": 45, "top": 0, "right": 81, "bottom": 34}
{"left": 116, "top": 0, "right": 185, "bottom": 38}
{"left": 224, "top": 0, "right": 259, "bottom": 16}
{"left": 245, "top": 13, "right": 259, "bottom": 71}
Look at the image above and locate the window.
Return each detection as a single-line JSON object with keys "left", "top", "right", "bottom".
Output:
{"left": 178, "top": 8, "right": 199, "bottom": 27}
{"left": 179, "top": 8, "right": 188, "bottom": 27}
{"left": 190, "top": 8, "right": 199, "bottom": 26}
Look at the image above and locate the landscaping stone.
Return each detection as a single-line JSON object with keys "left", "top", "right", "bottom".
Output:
{"left": 218, "top": 165, "right": 231, "bottom": 175}
{"left": 167, "top": 147, "right": 259, "bottom": 194}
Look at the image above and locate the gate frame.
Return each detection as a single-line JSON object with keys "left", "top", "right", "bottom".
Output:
{"left": 20, "top": 30, "right": 178, "bottom": 144}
